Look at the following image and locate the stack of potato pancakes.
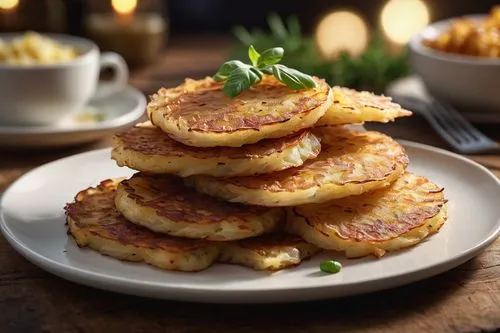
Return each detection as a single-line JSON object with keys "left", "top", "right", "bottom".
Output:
{"left": 65, "top": 75, "right": 448, "bottom": 272}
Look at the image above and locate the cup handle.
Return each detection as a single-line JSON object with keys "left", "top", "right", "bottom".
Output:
{"left": 94, "top": 52, "right": 129, "bottom": 100}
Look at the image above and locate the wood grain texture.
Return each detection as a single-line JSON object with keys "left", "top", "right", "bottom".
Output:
{"left": 0, "top": 36, "right": 499, "bottom": 333}
{"left": 0, "top": 237, "right": 498, "bottom": 333}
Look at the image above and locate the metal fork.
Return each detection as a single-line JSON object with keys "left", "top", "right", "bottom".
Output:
{"left": 391, "top": 95, "right": 500, "bottom": 154}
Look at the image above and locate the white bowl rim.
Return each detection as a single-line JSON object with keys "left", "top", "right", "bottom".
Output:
{"left": 409, "top": 13, "right": 500, "bottom": 65}
{"left": 0, "top": 32, "right": 100, "bottom": 70}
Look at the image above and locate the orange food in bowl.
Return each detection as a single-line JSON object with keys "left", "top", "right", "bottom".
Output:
{"left": 423, "top": 6, "right": 500, "bottom": 58}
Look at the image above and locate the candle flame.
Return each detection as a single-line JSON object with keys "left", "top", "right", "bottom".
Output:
{"left": 315, "top": 10, "right": 369, "bottom": 59}
{"left": 0, "top": 0, "right": 19, "bottom": 11}
{"left": 111, "top": 0, "right": 137, "bottom": 15}
{"left": 381, "top": 0, "right": 430, "bottom": 45}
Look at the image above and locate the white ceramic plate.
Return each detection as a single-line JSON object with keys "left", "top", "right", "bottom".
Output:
{"left": 0, "top": 85, "right": 146, "bottom": 148}
{"left": 1, "top": 141, "right": 499, "bottom": 304}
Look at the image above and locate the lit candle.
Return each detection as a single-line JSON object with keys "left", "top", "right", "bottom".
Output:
{"left": 85, "top": 0, "right": 167, "bottom": 67}
{"left": 0, "top": 0, "right": 20, "bottom": 31}
{"left": 111, "top": 0, "right": 137, "bottom": 24}
{"left": 380, "top": 0, "right": 430, "bottom": 52}
{"left": 315, "top": 10, "right": 369, "bottom": 60}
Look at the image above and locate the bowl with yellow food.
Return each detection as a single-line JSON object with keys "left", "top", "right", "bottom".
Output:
{"left": 409, "top": 7, "right": 500, "bottom": 113}
{"left": 0, "top": 32, "right": 128, "bottom": 126}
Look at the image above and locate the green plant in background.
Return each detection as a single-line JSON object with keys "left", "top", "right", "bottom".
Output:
{"left": 230, "top": 13, "right": 410, "bottom": 94}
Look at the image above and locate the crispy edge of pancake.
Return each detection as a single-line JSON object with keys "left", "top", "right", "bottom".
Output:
{"left": 187, "top": 169, "right": 405, "bottom": 207}
{"left": 114, "top": 174, "right": 285, "bottom": 241}
{"left": 65, "top": 179, "right": 220, "bottom": 272}
{"left": 111, "top": 128, "right": 322, "bottom": 177}
{"left": 316, "top": 86, "right": 413, "bottom": 126}
{"left": 147, "top": 77, "right": 334, "bottom": 147}
{"left": 186, "top": 129, "right": 409, "bottom": 207}
{"left": 65, "top": 179, "right": 319, "bottom": 272}
{"left": 286, "top": 205, "right": 447, "bottom": 259}
{"left": 285, "top": 174, "right": 448, "bottom": 259}
{"left": 219, "top": 233, "right": 321, "bottom": 270}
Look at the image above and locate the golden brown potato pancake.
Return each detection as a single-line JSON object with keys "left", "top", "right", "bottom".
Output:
{"left": 65, "top": 178, "right": 219, "bottom": 272}
{"left": 316, "top": 86, "right": 412, "bottom": 126}
{"left": 287, "top": 172, "right": 447, "bottom": 258}
{"left": 115, "top": 173, "right": 284, "bottom": 241}
{"left": 147, "top": 75, "right": 333, "bottom": 147}
{"left": 219, "top": 233, "right": 321, "bottom": 270}
{"left": 111, "top": 122, "right": 321, "bottom": 177}
{"left": 188, "top": 127, "right": 409, "bottom": 207}
{"left": 65, "top": 179, "right": 319, "bottom": 272}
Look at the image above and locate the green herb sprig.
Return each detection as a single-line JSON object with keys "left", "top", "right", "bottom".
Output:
{"left": 213, "top": 45, "right": 317, "bottom": 98}
{"left": 229, "top": 13, "right": 410, "bottom": 94}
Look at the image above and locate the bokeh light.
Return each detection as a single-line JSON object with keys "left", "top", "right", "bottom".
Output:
{"left": 111, "top": 0, "right": 137, "bottom": 15}
{"left": 0, "top": 0, "right": 19, "bottom": 11}
{"left": 381, "top": 0, "right": 430, "bottom": 44}
{"left": 315, "top": 10, "right": 369, "bottom": 59}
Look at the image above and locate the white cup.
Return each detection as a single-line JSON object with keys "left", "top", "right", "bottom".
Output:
{"left": 0, "top": 33, "right": 129, "bottom": 126}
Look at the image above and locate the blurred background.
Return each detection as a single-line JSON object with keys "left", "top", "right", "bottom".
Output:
{"left": 1, "top": 1, "right": 496, "bottom": 35}
{"left": 0, "top": 0, "right": 498, "bottom": 94}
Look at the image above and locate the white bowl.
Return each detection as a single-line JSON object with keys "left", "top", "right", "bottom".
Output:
{"left": 409, "top": 15, "right": 500, "bottom": 113}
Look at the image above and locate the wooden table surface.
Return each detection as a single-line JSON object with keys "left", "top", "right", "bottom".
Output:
{"left": 1, "top": 36, "right": 499, "bottom": 333}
